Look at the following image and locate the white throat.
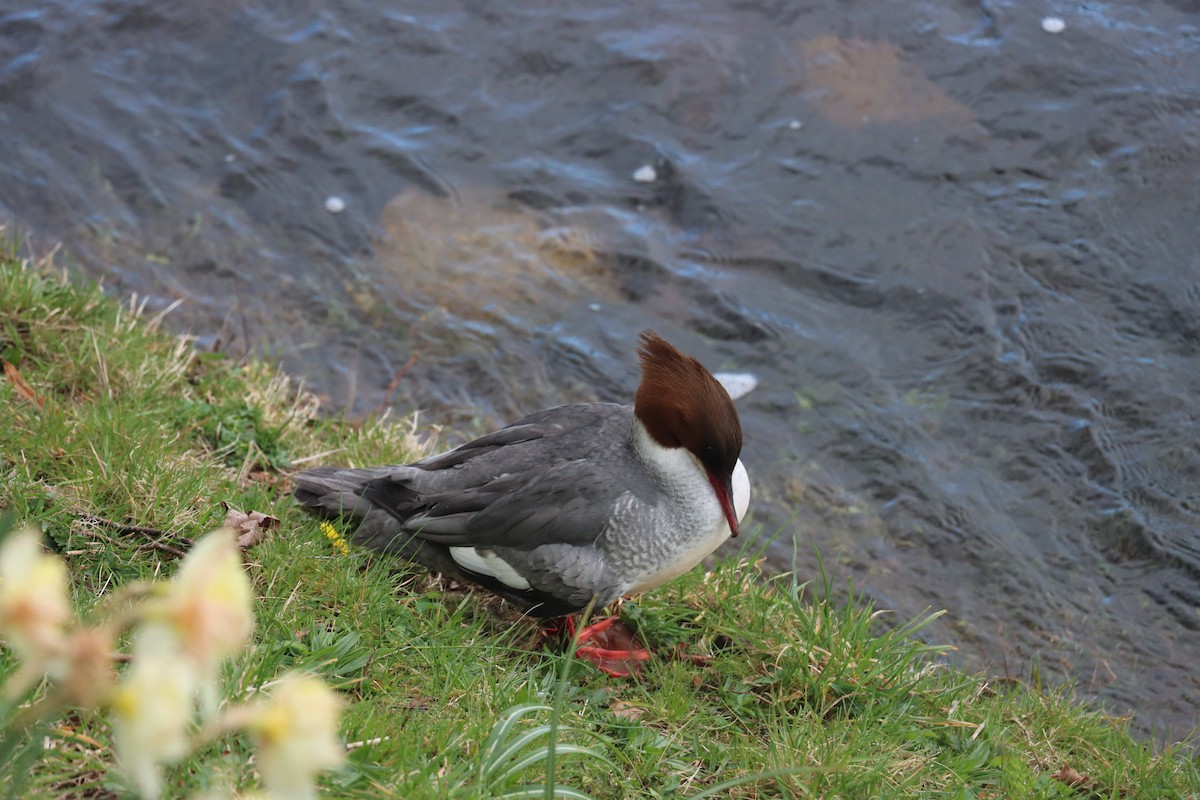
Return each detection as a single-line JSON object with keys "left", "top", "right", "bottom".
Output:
{"left": 632, "top": 420, "right": 750, "bottom": 525}
{"left": 632, "top": 419, "right": 703, "bottom": 484}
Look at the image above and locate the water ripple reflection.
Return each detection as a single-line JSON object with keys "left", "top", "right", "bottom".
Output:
{"left": 1, "top": 0, "right": 1197, "bottom": 742}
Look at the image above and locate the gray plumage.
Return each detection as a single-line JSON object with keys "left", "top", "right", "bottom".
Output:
{"left": 295, "top": 403, "right": 666, "bottom": 617}
{"left": 294, "top": 331, "right": 749, "bottom": 623}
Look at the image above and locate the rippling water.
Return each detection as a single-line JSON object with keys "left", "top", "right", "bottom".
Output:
{"left": 2, "top": 0, "right": 1198, "bottom": 741}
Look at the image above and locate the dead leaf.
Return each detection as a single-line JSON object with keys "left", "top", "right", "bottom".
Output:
{"left": 1051, "top": 765, "right": 1093, "bottom": 790}
{"left": 52, "top": 725, "right": 106, "bottom": 750}
{"left": 401, "top": 694, "right": 433, "bottom": 711}
{"left": 3, "top": 359, "right": 44, "bottom": 408}
{"left": 800, "top": 36, "right": 975, "bottom": 131}
{"left": 672, "top": 643, "right": 715, "bottom": 666}
{"left": 246, "top": 468, "right": 279, "bottom": 487}
{"left": 221, "top": 502, "right": 280, "bottom": 550}
{"left": 610, "top": 700, "right": 647, "bottom": 721}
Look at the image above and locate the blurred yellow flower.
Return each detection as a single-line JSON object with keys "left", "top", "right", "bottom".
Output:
{"left": 60, "top": 626, "right": 116, "bottom": 708}
{"left": 0, "top": 525, "right": 72, "bottom": 672}
{"left": 249, "top": 674, "right": 344, "bottom": 800}
{"left": 160, "top": 527, "right": 255, "bottom": 665}
{"left": 136, "top": 528, "right": 254, "bottom": 714}
{"left": 109, "top": 528, "right": 257, "bottom": 797}
{"left": 110, "top": 624, "right": 199, "bottom": 800}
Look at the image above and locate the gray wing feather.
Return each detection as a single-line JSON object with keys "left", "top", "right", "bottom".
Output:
{"left": 292, "top": 403, "right": 645, "bottom": 613}
{"left": 353, "top": 404, "right": 643, "bottom": 551}
{"left": 292, "top": 466, "right": 467, "bottom": 577}
{"left": 396, "top": 460, "right": 636, "bottom": 548}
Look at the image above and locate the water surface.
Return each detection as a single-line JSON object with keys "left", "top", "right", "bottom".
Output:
{"left": 2, "top": 0, "right": 1198, "bottom": 741}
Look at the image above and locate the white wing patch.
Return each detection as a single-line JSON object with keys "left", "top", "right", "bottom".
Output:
{"left": 449, "top": 546, "right": 531, "bottom": 590}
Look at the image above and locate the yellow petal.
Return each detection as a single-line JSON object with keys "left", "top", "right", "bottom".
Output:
{"left": 164, "top": 529, "right": 255, "bottom": 666}
{"left": 111, "top": 634, "right": 199, "bottom": 800}
{"left": 250, "top": 674, "right": 344, "bottom": 800}
{"left": 0, "top": 525, "right": 72, "bottom": 664}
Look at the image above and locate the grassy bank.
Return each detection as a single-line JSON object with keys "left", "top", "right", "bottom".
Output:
{"left": 1, "top": 254, "right": 1197, "bottom": 798}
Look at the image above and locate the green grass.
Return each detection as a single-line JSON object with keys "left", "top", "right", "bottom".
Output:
{"left": 1, "top": 253, "right": 1198, "bottom": 799}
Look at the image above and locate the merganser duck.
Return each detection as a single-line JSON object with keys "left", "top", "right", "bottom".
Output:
{"left": 293, "top": 330, "right": 750, "bottom": 674}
